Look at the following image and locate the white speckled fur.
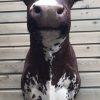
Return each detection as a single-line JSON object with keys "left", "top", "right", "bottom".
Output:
{"left": 24, "top": 72, "right": 78, "bottom": 100}
{"left": 57, "top": 73, "right": 71, "bottom": 89}
{"left": 40, "top": 30, "right": 66, "bottom": 64}
{"left": 23, "top": 0, "right": 79, "bottom": 99}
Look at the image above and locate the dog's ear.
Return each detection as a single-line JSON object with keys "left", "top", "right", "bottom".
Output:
{"left": 70, "top": 0, "right": 82, "bottom": 8}
{"left": 21, "top": 0, "right": 30, "bottom": 6}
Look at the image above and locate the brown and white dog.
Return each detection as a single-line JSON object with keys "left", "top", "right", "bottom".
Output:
{"left": 21, "top": 0, "right": 81, "bottom": 100}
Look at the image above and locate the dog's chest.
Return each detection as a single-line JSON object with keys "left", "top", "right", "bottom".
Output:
{"left": 23, "top": 72, "right": 78, "bottom": 100}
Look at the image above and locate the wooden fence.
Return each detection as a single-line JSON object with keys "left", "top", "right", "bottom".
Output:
{"left": 0, "top": 0, "right": 100, "bottom": 100}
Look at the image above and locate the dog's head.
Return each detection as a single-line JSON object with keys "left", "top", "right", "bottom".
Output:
{"left": 23, "top": 0, "right": 81, "bottom": 32}
{"left": 22, "top": 0, "right": 81, "bottom": 48}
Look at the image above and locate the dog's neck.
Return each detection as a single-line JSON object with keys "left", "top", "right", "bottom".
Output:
{"left": 28, "top": 31, "right": 74, "bottom": 84}
{"left": 30, "top": 30, "right": 69, "bottom": 65}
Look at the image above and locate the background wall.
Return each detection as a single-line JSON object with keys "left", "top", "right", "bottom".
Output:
{"left": 0, "top": 0, "right": 100, "bottom": 100}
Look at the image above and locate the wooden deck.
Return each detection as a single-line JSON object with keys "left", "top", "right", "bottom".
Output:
{"left": 0, "top": 0, "right": 100, "bottom": 100}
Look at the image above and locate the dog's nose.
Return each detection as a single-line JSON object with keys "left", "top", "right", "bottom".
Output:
{"left": 32, "top": 4, "right": 64, "bottom": 15}
{"left": 30, "top": 0, "right": 66, "bottom": 28}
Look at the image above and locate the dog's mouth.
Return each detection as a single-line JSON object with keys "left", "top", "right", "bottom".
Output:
{"left": 27, "top": 18, "right": 69, "bottom": 34}
{"left": 34, "top": 27, "right": 61, "bottom": 31}
{"left": 28, "top": 24, "right": 69, "bottom": 38}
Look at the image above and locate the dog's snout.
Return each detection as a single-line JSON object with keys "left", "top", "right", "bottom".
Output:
{"left": 29, "top": 0, "right": 67, "bottom": 28}
{"left": 30, "top": 4, "right": 66, "bottom": 28}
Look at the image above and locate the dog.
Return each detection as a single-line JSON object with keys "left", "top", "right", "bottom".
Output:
{"left": 21, "top": 0, "right": 81, "bottom": 100}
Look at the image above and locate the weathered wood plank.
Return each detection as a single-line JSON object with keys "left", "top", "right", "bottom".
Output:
{"left": 80, "top": 73, "right": 100, "bottom": 87}
{"left": 77, "top": 59, "right": 100, "bottom": 72}
{"left": 71, "top": 20, "right": 100, "bottom": 32}
{"left": 0, "top": 0, "right": 19, "bottom": 1}
{"left": 0, "top": 2, "right": 26, "bottom": 12}
{"left": 71, "top": 9, "right": 100, "bottom": 20}
{"left": 1, "top": 9, "right": 100, "bottom": 23}
{"left": 0, "top": 90, "right": 23, "bottom": 100}
{"left": 0, "top": 45, "right": 100, "bottom": 59}
{"left": 0, "top": 35, "right": 29, "bottom": 46}
{"left": 0, "top": 47, "right": 28, "bottom": 59}
{"left": 1, "top": 20, "right": 100, "bottom": 34}
{"left": 0, "top": 75, "right": 21, "bottom": 89}
{"left": 0, "top": 88, "right": 100, "bottom": 100}
{"left": 0, "top": 12, "right": 26, "bottom": 23}
{"left": 70, "top": 32, "right": 100, "bottom": 44}
{"left": 0, "top": 60, "right": 24, "bottom": 74}
{"left": 73, "top": 45, "right": 100, "bottom": 58}
{"left": 0, "top": 23, "right": 28, "bottom": 34}
{"left": 76, "top": 88, "right": 100, "bottom": 100}
{"left": 0, "top": 0, "right": 100, "bottom": 11}
{"left": 0, "top": 73, "right": 100, "bottom": 88}
{"left": 73, "top": 0, "right": 100, "bottom": 9}
{"left": 0, "top": 59, "right": 100, "bottom": 74}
